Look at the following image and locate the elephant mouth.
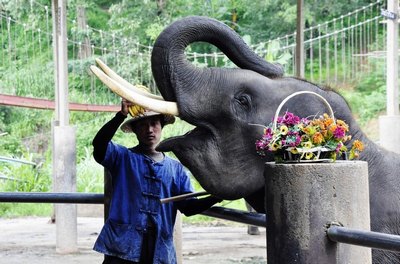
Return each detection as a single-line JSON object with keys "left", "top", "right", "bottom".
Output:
{"left": 157, "top": 126, "right": 211, "bottom": 153}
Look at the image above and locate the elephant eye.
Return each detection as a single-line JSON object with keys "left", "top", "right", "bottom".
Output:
{"left": 236, "top": 95, "right": 251, "bottom": 110}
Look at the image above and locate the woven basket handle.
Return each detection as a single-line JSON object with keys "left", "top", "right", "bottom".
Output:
{"left": 273, "top": 91, "right": 335, "bottom": 130}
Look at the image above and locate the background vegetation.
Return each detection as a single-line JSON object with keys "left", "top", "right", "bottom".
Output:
{"left": 0, "top": 0, "right": 389, "bottom": 221}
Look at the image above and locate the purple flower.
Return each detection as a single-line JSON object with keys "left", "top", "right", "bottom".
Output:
{"left": 276, "top": 116, "right": 284, "bottom": 124}
{"left": 282, "top": 112, "right": 301, "bottom": 125}
{"left": 255, "top": 140, "right": 265, "bottom": 150}
{"left": 264, "top": 127, "right": 273, "bottom": 136}
{"left": 333, "top": 126, "right": 345, "bottom": 139}
{"left": 335, "top": 142, "right": 343, "bottom": 153}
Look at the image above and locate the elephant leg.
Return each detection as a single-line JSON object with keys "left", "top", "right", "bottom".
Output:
{"left": 245, "top": 201, "right": 261, "bottom": 235}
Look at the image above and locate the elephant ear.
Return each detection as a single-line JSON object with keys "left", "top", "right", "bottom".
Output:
{"left": 152, "top": 16, "right": 283, "bottom": 100}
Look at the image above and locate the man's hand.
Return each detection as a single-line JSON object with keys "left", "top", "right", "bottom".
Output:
{"left": 121, "top": 99, "right": 134, "bottom": 117}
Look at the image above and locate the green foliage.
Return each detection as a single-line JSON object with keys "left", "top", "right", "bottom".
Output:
{"left": 341, "top": 72, "right": 387, "bottom": 125}
{"left": 0, "top": 108, "right": 52, "bottom": 156}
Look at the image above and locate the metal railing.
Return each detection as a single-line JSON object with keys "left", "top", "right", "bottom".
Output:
{"left": 1, "top": 191, "right": 400, "bottom": 254}
{"left": 0, "top": 192, "right": 266, "bottom": 227}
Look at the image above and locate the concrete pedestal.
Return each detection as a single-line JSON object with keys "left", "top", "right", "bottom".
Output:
{"left": 53, "top": 125, "right": 77, "bottom": 253}
{"left": 379, "top": 115, "right": 400, "bottom": 154}
{"left": 264, "top": 161, "right": 371, "bottom": 264}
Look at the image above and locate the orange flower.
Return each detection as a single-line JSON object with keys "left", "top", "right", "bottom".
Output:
{"left": 329, "top": 124, "right": 338, "bottom": 133}
{"left": 312, "top": 132, "right": 324, "bottom": 144}
{"left": 323, "top": 117, "right": 334, "bottom": 127}
{"left": 353, "top": 140, "right": 364, "bottom": 151}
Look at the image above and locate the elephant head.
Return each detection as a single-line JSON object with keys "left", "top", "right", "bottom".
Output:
{"left": 149, "top": 16, "right": 369, "bottom": 204}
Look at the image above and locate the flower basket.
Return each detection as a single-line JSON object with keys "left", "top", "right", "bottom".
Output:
{"left": 255, "top": 91, "right": 364, "bottom": 163}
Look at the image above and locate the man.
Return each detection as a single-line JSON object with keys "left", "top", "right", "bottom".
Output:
{"left": 92, "top": 99, "right": 222, "bottom": 264}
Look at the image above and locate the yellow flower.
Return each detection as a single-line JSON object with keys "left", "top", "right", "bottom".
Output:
{"left": 280, "top": 125, "right": 289, "bottom": 135}
{"left": 301, "top": 141, "right": 312, "bottom": 148}
{"left": 270, "top": 141, "right": 282, "bottom": 151}
{"left": 290, "top": 148, "right": 299, "bottom": 154}
{"left": 305, "top": 152, "right": 315, "bottom": 160}
{"left": 303, "top": 126, "right": 316, "bottom": 135}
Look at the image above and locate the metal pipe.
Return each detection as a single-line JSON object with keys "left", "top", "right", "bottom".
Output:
{"left": 0, "top": 192, "right": 104, "bottom": 204}
{"left": 327, "top": 225, "right": 400, "bottom": 252}
{"left": 202, "top": 206, "right": 266, "bottom": 227}
{"left": 0, "top": 156, "right": 36, "bottom": 166}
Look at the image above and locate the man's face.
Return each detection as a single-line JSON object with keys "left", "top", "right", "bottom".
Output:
{"left": 132, "top": 116, "right": 163, "bottom": 147}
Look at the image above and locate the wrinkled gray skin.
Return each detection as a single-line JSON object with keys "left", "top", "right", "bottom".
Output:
{"left": 151, "top": 16, "right": 400, "bottom": 263}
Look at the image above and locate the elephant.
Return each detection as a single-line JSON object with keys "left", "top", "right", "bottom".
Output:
{"left": 90, "top": 16, "right": 400, "bottom": 263}
{"left": 149, "top": 16, "right": 400, "bottom": 263}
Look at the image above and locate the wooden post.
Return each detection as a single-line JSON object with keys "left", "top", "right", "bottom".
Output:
{"left": 264, "top": 161, "right": 371, "bottom": 263}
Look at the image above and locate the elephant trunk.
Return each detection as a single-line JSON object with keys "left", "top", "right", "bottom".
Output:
{"left": 151, "top": 16, "right": 283, "bottom": 103}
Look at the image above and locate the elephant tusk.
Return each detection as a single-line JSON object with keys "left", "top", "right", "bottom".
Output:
{"left": 90, "top": 65, "right": 179, "bottom": 116}
{"left": 95, "top": 58, "right": 164, "bottom": 101}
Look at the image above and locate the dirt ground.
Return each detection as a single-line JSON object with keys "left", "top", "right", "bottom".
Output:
{"left": 0, "top": 216, "right": 266, "bottom": 264}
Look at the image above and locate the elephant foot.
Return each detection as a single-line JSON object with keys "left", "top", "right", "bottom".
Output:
{"left": 247, "top": 225, "right": 260, "bottom": 235}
